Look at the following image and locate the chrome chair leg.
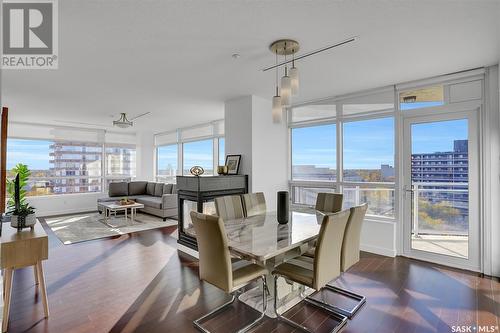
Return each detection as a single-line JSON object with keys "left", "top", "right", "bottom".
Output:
{"left": 305, "top": 284, "right": 366, "bottom": 319}
{"left": 273, "top": 275, "right": 348, "bottom": 333}
{"left": 193, "top": 275, "right": 268, "bottom": 333}
{"left": 193, "top": 294, "right": 237, "bottom": 333}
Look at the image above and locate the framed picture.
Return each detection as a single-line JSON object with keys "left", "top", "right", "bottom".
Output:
{"left": 225, "top": 155, "right": 241, "bottom": 175}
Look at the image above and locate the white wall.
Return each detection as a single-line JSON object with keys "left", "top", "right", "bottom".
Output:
{"left": 136, "top": 130, "right": 155, "bottom": 181}
{"left": 250, "top": 96, "right": 288, "bottom": 209}
{"left": 225, "top": 96, "right": 253, "bottom": 190}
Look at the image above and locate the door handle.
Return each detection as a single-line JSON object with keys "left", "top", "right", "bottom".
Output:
{"left": 403, "top": 185, "right": 413, "bottom": 192}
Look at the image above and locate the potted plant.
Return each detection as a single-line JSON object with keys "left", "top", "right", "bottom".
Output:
{"left": 6, "top": 164, "right": 37, "bottom": 230}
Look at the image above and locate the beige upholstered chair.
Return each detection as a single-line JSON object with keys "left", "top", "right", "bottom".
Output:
{"left": 326, "top": 203, "right": 368, "bottom": 318}
{"left": 214, "top": 195, "right": 245, "bottom": 221}
{"left": 303, "top": 204, "right": 368, "bottom": 319}
{"left": 242, "top": 192, "right": 266, "bottom": 217}
{"left": 272, "top": 210, "right": 351, "bottom": 333}
{"left": 315, "top": 192, "right": 343, "bottom": 213}
{"left": 191, "top": 211, "right": 268, "bottom": 332}
{"left": 302, "top": 192, "right": 344, "bottom": 257}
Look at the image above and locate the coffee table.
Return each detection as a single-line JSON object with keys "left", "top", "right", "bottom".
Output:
{"left": 98, "top": 202, "right": 145, "bottom": 227}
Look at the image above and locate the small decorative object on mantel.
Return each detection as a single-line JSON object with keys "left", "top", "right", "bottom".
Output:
{"left": 225, "top": 155, "right": 241, "bottom": 175}
{"left": 190, "top": 166, "right": 205, "bottom": 176}
{"left": 217, "top": 165, "right": 228, "bottom": 175}
{"left": 277, "top": 191, "right": 289, "bottom": 224}
{"left": 7, "top": 164, "right": 37, "bottom": 230}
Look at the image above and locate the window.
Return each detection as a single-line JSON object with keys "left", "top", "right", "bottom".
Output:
{"left": 219, "top": 137, "right": 225, "bottom": 166}
{"left": 399, "top": 85, "right": 444, "bottom": 110}
{"left": 291, "top": 124, "right": 336, "bottom": 181}
{"left": 183, "top": 139, "right": 214, "bottom": 175}
{"left": 343, "top": 117, "right": 395, "bottom": 182}
{"left": 105, "top": 144, "right": 136, "bottom": 188}
{"left": 157, "top": 144, "right": 178, "bottom": 183}
{"left": 7, "top": 139, "right": 103, "bottom": 196}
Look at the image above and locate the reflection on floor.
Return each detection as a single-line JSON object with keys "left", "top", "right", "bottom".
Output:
{"left": 412, "top": 234, "right": 468, "bottom": 258}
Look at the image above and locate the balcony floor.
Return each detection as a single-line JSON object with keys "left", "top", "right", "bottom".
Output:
{"left": 412, "top": 234, "right": 468, "bottom": 258}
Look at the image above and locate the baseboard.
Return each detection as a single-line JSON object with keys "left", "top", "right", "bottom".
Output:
{"left": 360, "top": 244, "right": 397, "bottom": 257}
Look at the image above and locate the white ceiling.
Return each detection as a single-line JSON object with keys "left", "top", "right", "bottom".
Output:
{"left": 2, "top": 0, "right": 500, "bottom": 133}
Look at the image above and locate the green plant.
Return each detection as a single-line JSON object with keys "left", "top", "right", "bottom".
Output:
{"left": 12, "top": 203, "right": 35, "bottom": 217}
{"left": 6, "top": 163, "right": 33, "bottom": 213}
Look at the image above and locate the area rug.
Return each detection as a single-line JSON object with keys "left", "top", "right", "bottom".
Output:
{"left": 40, "top": 212, "right": 177, "bottom": 245}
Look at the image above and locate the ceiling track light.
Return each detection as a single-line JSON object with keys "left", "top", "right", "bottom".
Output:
{"left": 267, "top": 36, "right": 358, "bottom": 123}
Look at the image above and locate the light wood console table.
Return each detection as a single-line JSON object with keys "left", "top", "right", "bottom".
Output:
{"left": 1, "top": 222, "right": 49, "bottom": 332}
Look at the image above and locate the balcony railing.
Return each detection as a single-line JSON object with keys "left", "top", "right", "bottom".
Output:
{"left": 411, "top": 182, "right": 468, "bottom": 237}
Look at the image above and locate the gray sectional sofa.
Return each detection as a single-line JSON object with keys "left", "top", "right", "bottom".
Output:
{"left": 97, "top": 181, "right": 178, "bottom": 220}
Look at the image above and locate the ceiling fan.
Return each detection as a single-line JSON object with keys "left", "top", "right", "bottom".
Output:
{"left": 54, "top": 112, "right": 151, "bottom": 129}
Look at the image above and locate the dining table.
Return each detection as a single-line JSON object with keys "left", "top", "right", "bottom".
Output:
{"left": 223, "top": 207, "right": 324, "bottom": 317}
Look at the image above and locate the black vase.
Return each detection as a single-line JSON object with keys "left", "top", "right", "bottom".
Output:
{"left": 277, "top": 191, "right": 289, "bottom": 224}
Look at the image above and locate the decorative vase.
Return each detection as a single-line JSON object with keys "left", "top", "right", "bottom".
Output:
{"left": 277, "top": 191, "right": 289, "bottom": 224}
{"left": 217, "top": 166, "right": 228, "bottom": 175}
{"left": 11, "top": 213, "right": 37, "bottom": 230}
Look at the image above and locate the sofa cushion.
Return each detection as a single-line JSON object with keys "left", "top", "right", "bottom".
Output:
{"left": 109, "top": 182, "right": 128, "bottom": 197}
{"left": 98, "top": 195, "right": 142, "bottom": 203}
{"left": 171, "top": 184, "right": 177, "bottom": 194}
{"left": 154, "top": 183, "right": 164, "bottom": 197}
{"left": 129, "top": 181, "right": 147, "bottom": 195}
{"left": 163, "top": 184, "right": 173, "bottom": 195}
{"left": 146, "top": 182, "right": 156, "bottom": 196}
{"left": 162, "top": 194, "right": 177, "bottom": 209}
{"left": 136, "top": 196, "right": 163, "bottom": 209}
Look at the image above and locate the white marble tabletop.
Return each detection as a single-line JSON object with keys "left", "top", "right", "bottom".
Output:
{"left": 224, "top": 208, "right": 324, "bottom": 262}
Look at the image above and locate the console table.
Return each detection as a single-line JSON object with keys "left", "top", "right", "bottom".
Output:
{"left": 1, "top": 223, "right": 49, "bottom": 332}
{"left": 176, "top": 175, "right": 248, "bottom": 251}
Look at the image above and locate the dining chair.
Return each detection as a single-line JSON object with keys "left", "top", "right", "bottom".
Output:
{"left": 214, "top": 195, "right": 245, "bottom": 221}
{"left": 302, "top": 204, "right": 368, "bottom": 318}
{"left": 272, "top": 210, "right": 351, "bottom": 333}
{"left": 325, "top": 203, "right": 368, "bottom": 318}
{"left": 191, "top": 211, "right": 268, "bottom": 333}
{"left": 302, "top": 192, "right": 344, "bottom": 257}
{"left": 315, "top": 192, "right": 343, "bottom": 213}
{"left": 242, "top": 192, "right": 266, "bottom": 217}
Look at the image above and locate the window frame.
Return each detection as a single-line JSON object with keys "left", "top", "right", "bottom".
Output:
{"left": 288, "top": 88, "right": 397, "bottom": 221}
{"left": 6, "top": 137, "right": 137, "bottom": 197}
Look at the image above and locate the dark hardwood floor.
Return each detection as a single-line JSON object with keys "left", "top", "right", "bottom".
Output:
{"left": 6, "top": 221, "right": 499, "bottom": 333}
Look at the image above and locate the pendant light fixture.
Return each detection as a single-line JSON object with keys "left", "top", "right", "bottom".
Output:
{"left": 290, "top": 50, "right": 299, "bottom": 95}
{"left": 268, "top": 39, "right": 300, "bottom": 122}
{"left": 272, "top": 50, "right": 282, "bottom": 123}
{"left": 280, "top": 54, "right": 292, "bottom": 107}
{"left": 266, "top": 37, "right": 359, "bottom": 123}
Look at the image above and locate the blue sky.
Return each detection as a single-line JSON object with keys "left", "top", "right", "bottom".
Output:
{"left": 8, "top": 117, "right": 467, "bottom": 172}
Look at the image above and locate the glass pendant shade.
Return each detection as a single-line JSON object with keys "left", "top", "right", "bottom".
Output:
{"left": 272, "top": 95, "right": 283, "bottom": 123}
{"left": 290, "top": 66, "right": 299, "bottom": 95}
{"left": 280, "top": 74, "right": 291, "bottom": 107}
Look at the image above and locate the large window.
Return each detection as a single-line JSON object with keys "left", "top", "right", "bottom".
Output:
{"left": 289, "top": 89, "right": 396, "bottom": 219}
{"left": 157, "top": 144, "right": 178, "bottom": 183}
{"left": 291, "top": 124, "right": 336, "bottom": 181}
{"left": 105, "top": 144, "right": 136, "bottom": 188}
{"left": 7, "top": 139, "right": 105, "bottom": 196}
{"left": 343, "top": 118, "right": 395, "bottom": 182}
{"left": 183, "top": 139, "right": 214, "bottom": 175}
